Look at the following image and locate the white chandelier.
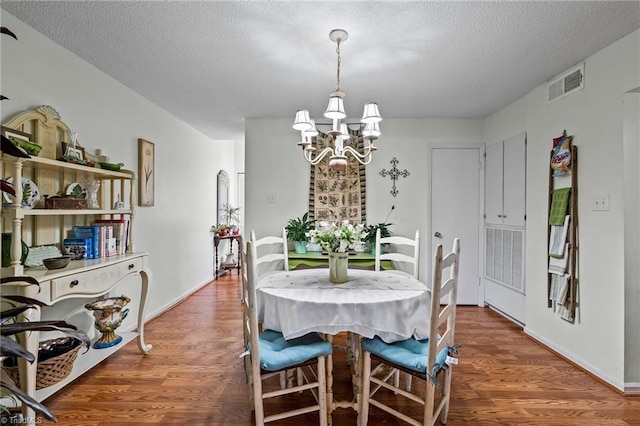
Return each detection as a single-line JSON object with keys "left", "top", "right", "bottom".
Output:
{"left": 293, "top": 29, "right": 382, "bottom": 172}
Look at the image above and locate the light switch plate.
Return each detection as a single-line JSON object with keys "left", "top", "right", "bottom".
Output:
{"left": 592, "top": 194, "right": 610, "bottom": 211}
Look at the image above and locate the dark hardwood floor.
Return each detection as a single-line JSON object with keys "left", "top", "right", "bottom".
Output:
{"left": 40, "top": 274, "right": 640, "bottom": 425}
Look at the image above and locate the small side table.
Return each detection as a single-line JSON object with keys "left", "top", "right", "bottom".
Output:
{"left": 214, "top": 234, "right": 243, "bottom": 279}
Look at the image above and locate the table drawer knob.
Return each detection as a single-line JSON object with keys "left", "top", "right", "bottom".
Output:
{"left": 128, "top": 263, "right": 135, "bottom": 270}
{"left": 69, "top": 280, "right": 79, "bottom": 288}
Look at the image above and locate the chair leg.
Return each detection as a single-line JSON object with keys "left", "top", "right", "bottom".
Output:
{"left": 424, "top": 373, "right": 436, "bottom": 426}
{"left": 253, "top": 372, "right": 265, "bottom": 426}
{"left": 359, "top": 352, "right": 372, "bottom": 426}
{"left": 440, "top": 367, "right": 452, "bottom": 424}
{"left": 317, "top": 356, "right": 328, "bottom": 426}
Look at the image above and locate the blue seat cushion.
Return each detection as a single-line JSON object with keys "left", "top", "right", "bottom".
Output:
{"left": 258, "top": 329, "right": 333, "bottom": 372}
{"left": 362, "top": 336, "right": 450, "bottom": 379}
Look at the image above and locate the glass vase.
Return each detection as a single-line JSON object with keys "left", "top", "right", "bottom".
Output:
{"left": 328, "top": 251, "right": 348, "bottom": 284}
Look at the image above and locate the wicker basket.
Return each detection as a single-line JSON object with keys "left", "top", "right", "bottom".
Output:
{"left": 44, "top": 195, "right": 88, "bottom": 210}
{"left": 2, "top": 337, "right": 82, "bottom": 389}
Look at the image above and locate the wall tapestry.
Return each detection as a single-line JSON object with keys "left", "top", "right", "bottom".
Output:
{"left": 308, "top": 128, "right": 367, "bottom": 224}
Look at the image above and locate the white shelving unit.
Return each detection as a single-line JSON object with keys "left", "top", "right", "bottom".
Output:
{"left": 1, "top": 105, "right": 153, "bottom": 418}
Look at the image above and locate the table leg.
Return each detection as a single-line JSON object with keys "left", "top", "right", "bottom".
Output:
{"left": 324, "top": 333, "right": 364, "bottom": 425}
{"left": 137, "top": 267, "right": 153, "bottom": 354}
{"left": 214, "top": 239, "right": 220, "bottom": 279}
{"left": 351, "top": 334, "right": 362, "bottom": 414}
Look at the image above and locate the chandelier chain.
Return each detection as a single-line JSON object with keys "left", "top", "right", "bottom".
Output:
{"left": 335, "top": 38, "right": 341, "bottom": 91}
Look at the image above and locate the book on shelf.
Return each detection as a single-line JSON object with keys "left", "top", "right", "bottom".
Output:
{"left": 72, "top": 225, "right": 99, "bottom": 259}
{"left": 93, "top": 219, "right": 128, "bottom": 255}
{"left": 91, "top": 224, "right": 114, "bottom": 257}
{"left": 63, "top": 238, "right": 91, "bottom": 260}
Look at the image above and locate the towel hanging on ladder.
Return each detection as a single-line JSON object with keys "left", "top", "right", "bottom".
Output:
{"left": 549, "top": 215, "right": 570, "bottom": 258}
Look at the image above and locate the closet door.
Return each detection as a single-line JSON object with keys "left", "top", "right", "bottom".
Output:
{"left": 431, "top": 146, "right": 482, "bottom": 305}
{"left": 502, "top": 134, "right": 526, "bottom": 227}
{"left": 485, "top": 141, "right": 503, "bottom": 225}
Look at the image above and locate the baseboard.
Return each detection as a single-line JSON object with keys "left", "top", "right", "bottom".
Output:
{"left": 487, "top": 304, "right": 525, "bottom": 327}
{"left": 147, "top": 279, "right": 215, "bottom": 322}
{"left": 122, "top": 279, "right": 214, "bottom": 333}
{"left": 524, "top": 327, "right": 625, "bottom": 394}
{"left": 624, "top": 383, "right": 640, "bottom": 396}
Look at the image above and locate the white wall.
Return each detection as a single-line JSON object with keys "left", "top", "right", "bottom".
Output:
{"left": 488, "top": 29, "right": 640, "bottom": 390}
{"left": 245, "top": 118, "right": 483, "bottom": 280}
{"left": 1, "top": 11, "right": 238, "bottom": 325}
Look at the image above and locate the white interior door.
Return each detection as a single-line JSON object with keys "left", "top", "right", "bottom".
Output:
{"left": 430, "top": 147, "right": 482, "bottom": 305}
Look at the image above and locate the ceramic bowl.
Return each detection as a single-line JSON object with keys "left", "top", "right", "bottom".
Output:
{"left": 9, "top": 136, "right": 43, "bottom": 156}
{"left": 43, "top": 256, "right": 71, "bottom": 270}
{"left": 98, "top": 162, "right": 124, "bottom": 171}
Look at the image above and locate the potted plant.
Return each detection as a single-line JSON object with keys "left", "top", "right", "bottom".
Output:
{"left": 1, "top": 276, "right": 90, "bottom": 423}
{"left": 285, "top": 212, "right": 315, "bottom": 254}
{"left": 364, "top": 222, "right": 393, "bottom": 254}
{"left": 210, "top": 224, "right": 226, "bottom": 236}
{"left": 220, "top": 204, "right": 241, "bottom": 231}
{"left": 364, "top": 205, "right": 395, "bottom": 254}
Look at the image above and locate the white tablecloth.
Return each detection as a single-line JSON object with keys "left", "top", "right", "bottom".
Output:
{"left": 256, "top": 269, "right": 431, "bottom": 343}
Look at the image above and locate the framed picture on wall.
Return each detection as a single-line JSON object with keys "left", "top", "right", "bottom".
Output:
{"left": 138, "top": 138, "right": 155, "bottom": 206}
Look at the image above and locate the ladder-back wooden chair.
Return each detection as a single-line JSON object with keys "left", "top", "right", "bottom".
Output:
{"left": 249, "top": 229, "right": 289, "bottom": 277}
{"left": 242, "top": 241, "right": 332, "bottom": 426}
{"left": 374, "top": 229, "right": 420, "bottom": 279}
{"left": 360, "top": 238, "right": 461, "bottom": 426}
{"left": 374, "top": 228, "right": 421, "bottom": 390}
{"left": 247, "top": 230, "right": 296, "bottom": 389}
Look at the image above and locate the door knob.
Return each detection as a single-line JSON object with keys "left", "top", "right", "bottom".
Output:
{"left": 434, "top": 232, "right": 442, "bottom": 238}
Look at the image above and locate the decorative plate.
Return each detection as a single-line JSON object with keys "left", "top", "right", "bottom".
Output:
{"left": 66, "top": 182, "right": 87, "bottom": 199}
{"left": 2, "top": 177, "right": 40, "bottom": 209}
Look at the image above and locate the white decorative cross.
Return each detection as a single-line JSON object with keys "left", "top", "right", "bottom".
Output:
{"left": 379, "top": 157, "right": 410, "bottom": 197}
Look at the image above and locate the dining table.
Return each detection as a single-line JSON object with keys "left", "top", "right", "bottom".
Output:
{"left": 255, "top": 268, "right": 432, "bottom": 423}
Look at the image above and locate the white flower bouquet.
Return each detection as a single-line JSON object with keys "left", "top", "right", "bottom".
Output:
{"left": 306, "top": 220, "right": 368, "bottom": 253}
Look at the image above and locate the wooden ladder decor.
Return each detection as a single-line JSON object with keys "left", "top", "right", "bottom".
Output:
{"left": 547, "top": 130, "right": 578, "bottom": 322}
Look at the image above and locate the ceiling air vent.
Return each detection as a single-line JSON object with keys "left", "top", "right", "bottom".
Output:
{"left": 547, "top": 63, "right": 584, "bottom": 103}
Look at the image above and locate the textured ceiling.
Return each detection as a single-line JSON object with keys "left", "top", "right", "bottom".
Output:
{"left": 2, "top": 1, "right": 639, "bottom": 141}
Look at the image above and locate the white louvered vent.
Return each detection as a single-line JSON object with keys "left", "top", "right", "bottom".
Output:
{"left": 547, "top": 63, "right": 584, "bottom": 103}
{"left": 485, "top": 227, "right": 525, "bottom": 293}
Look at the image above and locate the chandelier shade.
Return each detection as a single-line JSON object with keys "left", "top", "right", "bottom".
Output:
{"left": 363, "top": 122, "right": 381, "bottom": 140}
{"left": 293, "top": 110, "right": 313, "bottom": 131}
{"left": 325, "top": 92, "right": 346, "bottom": 119}
{"left": 294, "top": 29, "right": 382, "bottom": 171}
{"left": 361, "top": 103, "right": 382, "bottom": 123}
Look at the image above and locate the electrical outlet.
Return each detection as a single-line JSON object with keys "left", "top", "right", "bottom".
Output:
{"left": 266, "top": 194, "right": 276, "bottom": 204}
{"left": 592, "top": 194, "right": 610, "bottom": 211}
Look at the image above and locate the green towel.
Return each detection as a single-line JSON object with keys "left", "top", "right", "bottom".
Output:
{"left": 549, "top": 188, "right": 571, "bottom": 225}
